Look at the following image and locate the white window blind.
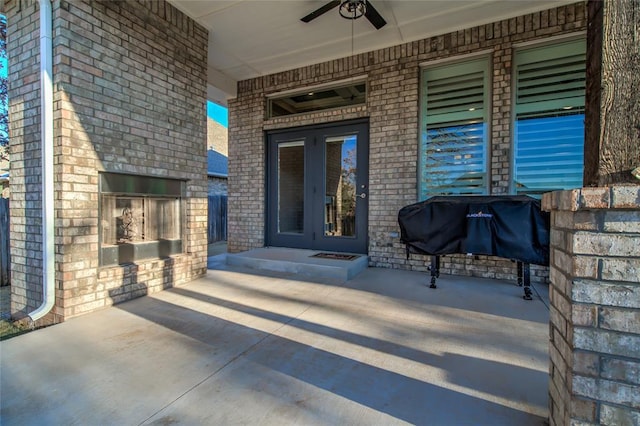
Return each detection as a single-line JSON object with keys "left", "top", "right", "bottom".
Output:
{"left": 514, "top": 39, "right": 586, "bottom": 196}
{"left": 419, "top": 57, "right": 489, "bottom": 199}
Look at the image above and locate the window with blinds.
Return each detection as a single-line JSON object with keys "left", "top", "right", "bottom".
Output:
{"left": 513, "top": 39, "right": 586, "bottom": 196}
{"left": 419, "top": 57, "right": 489, "bottom": 199}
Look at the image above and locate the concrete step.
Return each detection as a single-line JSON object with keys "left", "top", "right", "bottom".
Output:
{"left": 225, "top": 247, "right": 368, "bottom": 280}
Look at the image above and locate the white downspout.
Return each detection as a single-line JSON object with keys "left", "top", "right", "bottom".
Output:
{"left": 29, "top": 0, "right": 54, "bottom": 323}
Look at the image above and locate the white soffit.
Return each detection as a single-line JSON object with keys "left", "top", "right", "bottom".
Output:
{"left": 169, "top": 0, "right": 578, "bottom": 104}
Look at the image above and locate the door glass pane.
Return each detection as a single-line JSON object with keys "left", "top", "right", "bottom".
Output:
{"left": 146, "top": 198, "right": 181, "bottom": 241}
{"left": 324, "top": 135, "right": 357, "bottom": 237}
{"left": 278, "top": 141, "right": 305, "bottom": 234}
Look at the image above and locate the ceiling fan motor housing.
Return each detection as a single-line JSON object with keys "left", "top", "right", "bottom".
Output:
{"left": 339, "top": 0, "right": 367, "bottom": 20}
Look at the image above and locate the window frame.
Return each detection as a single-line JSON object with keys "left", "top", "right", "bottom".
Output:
{"left": 511, "top": 37, "right": 587, "bottom": 196}
{"left": 418, "top": 55, "right": 492, "bottom": 200}
{"left": 266, "top": 78, "right": 367, "bottom": 119}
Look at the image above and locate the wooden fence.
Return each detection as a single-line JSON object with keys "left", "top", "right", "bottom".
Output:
{"left": 0, "top": 198, "right": 9, "bottom": 286}
{"left": 208, "top": 195, "right": 227, "bottom": 244}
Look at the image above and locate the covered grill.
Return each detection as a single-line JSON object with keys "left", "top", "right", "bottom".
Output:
{"left": 398, "top": 195, "right": 550, "bottom": 299}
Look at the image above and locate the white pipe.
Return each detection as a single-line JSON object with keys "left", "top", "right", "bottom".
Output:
{"left": 29, "top": 0, "right": 54, "bottom": 323}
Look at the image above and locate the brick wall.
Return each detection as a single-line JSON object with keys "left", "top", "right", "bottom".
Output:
{"left": 228, "top": 3, "right": 587, "bottom": 283}
{"left": 207, "top": 118, "right": 228, "bottom": 156}
{"left": 7, "top": 0, "right": 209, "bottom": 323}
{"left": 543, "top": 186, "right": 640, "bottom": 425}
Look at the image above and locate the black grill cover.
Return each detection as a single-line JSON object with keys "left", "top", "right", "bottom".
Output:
{"left": 398, "top": 195, "right": 550, "bottom": 266}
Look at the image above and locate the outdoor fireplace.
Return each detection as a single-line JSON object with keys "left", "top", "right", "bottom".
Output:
{"left": 100, "top": 173, "right": 184, "bottom": 266}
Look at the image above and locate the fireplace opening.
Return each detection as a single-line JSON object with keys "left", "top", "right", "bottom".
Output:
{"left": 100, "top": 173, "right": 185, "bottom": 266}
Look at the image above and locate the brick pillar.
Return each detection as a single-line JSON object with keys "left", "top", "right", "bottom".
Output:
{"left": 7, "top": 0, "right": 209, "bottom": 323}
{"left": 543, "top": 186, "right": 640, "bottom": 425}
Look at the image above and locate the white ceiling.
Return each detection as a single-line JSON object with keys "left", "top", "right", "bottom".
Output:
{"left": 168, "top": 0, "right": 576, "bottom": 105}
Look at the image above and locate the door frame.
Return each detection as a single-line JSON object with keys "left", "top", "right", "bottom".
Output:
{"left": 265, "top": 119, "right": 369, "bottom": 254}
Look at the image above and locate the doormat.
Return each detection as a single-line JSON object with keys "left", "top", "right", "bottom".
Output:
{"left": 311, "top": 252, "right": 360, "bottom": 261}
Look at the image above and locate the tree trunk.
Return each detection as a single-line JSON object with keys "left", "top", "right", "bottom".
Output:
{"left": 584, "top": 0, "right": 640, "bottom": 186}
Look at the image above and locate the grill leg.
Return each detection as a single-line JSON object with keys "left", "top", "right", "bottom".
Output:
{"left": 429, "top": 255, "right": 439, "bottom": 288}
{"left": 517, "top": 261, "right": 523, "bottom": 286}
{"left": 522, "top": 263, "right": 532, "bottom": 300}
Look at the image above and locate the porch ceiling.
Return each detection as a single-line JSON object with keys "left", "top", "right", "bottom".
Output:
{"left": 168, "top": 0, "right": 576, "bottom": 105}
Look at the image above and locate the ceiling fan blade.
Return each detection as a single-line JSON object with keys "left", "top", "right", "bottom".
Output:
{"left": 364, "top": 0, "right": 387, "bottom": 29}
{"left": 301, "top": 0, "right": 341, "bottom": 23}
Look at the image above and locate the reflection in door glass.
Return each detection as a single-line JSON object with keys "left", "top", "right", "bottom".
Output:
{"left": 324, "top": 135, "right": 357, "bottom": 237}
{"left": 278, "top": 141, "right": 305, "bottom": 234}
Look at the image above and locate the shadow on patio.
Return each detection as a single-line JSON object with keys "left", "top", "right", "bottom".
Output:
{"left": 0, "top": 263, "right": 550, "bottom": 425}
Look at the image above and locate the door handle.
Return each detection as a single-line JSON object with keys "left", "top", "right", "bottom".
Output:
{"left": 358, "top": 193, "right": 367, "bottom": 199}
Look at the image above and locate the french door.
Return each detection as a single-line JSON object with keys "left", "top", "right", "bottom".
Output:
{"left": 266, "top": 120, "right": 369, "bottom": 253}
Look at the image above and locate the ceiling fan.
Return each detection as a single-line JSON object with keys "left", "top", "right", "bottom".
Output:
{"left": 301, "top": 0, "right": 387, "bottom": 30}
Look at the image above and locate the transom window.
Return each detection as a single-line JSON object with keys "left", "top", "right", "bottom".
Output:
{"left": 419, "top": 57, "right": 490, "bottom": 199}
{"left": 267, "top": 80, "right": 366, "bottom": 118}
{"left": 513, "top": 39, "right": 586, "bottom": 196}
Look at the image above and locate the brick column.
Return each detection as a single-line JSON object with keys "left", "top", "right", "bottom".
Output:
{"left": 543, "top": 186, "right": 640, "bottom": 425}
{"left": 7, "top": 0, "right": 209, "bottom": 323}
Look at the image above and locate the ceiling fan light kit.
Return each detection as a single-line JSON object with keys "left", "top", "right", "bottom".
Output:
{"left": 339, "top": 0, "right": 366, "bottom": 20}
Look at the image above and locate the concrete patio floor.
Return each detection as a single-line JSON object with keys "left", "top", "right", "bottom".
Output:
{"left": 1, "top": 258, "right": 550, "bottom": 425}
